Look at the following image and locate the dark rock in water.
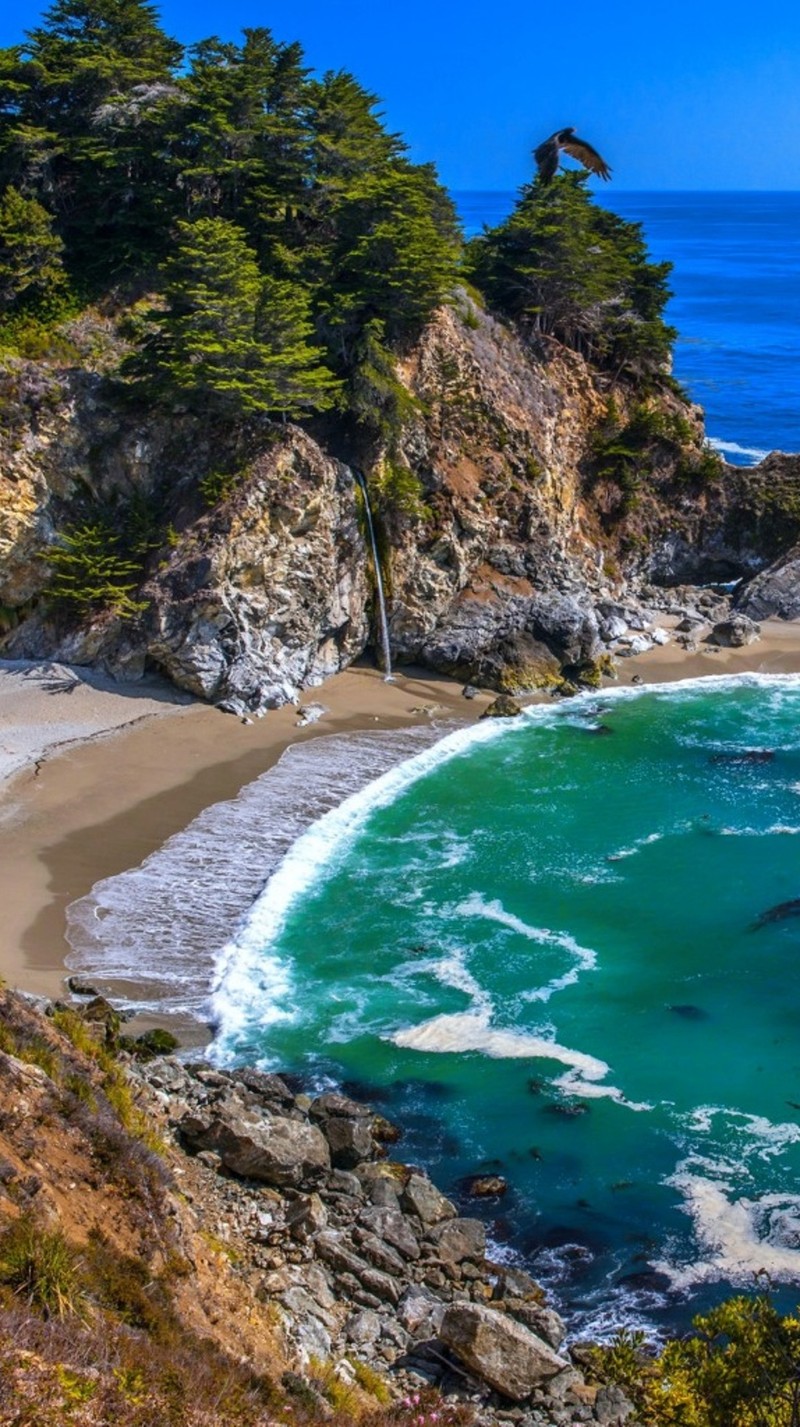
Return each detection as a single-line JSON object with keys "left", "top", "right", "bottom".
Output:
{"left": 752, "top": 897, "right": 800, "bottom": 930}
{"left": 66, "top": 976, "right": 99, "bottom": 997}
{"left": 584, "top": 723, "right": 614, "bottom": 735}
{"left": 709, "top": 748, "right": 774, "bottom": 765}
{"left": 480, "top": 694, "right": 523, "bottom": 719}
{"left": 527, "top": 1078, "right": 545, "bottom": 1095}
{"left": 668, "top": 1003, "right": 710, "bottom": 1021}
{"left": 460, "top": 1174, "right": 509, "bottom": 1199}
{"left": 542, "top": 1102, "right": 590, "bottom": 1119}
{"left": 614, "top": 1267, "right": 672, "bottom": 1293}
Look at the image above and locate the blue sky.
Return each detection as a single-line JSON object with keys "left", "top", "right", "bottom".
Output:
{"left": 7, "top": 0, "right": 800, "bottom": 189}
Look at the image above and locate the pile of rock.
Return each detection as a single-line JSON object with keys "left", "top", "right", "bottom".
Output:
{"left": 134, "top": 1057, "right": 636, "bottom": 1426}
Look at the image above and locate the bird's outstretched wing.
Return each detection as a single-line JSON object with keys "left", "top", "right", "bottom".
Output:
{"left": 559, "top": 133, "right": 612, "bottom": 180}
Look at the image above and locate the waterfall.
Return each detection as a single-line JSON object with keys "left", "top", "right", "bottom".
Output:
{"left": 355, "top": 470, "right": 393, "bottom": 681}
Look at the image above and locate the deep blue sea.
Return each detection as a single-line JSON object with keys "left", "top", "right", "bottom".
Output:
{"left": 454, "top": 191, "right": 800, "bottom": 465}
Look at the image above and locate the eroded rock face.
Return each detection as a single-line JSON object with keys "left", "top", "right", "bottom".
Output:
{"left": 4, "top": 306, "right": 798, "bottom": 708}
{"left": 737, "top": 547, "right": 800, "bottom": 620}
{"left": 440, "top": 1301, "right": 567, "bottom": 1401}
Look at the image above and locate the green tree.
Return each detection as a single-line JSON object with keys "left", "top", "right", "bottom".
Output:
{"left": 0, "top": 184, "right": 64, "bottom": 310}
{"left": 3, "top": 0, "right": 184, "bottom": 277}
{"left": 127, "top": 216, "right": 337, "bottom": 419}
{"left": 468, "top": 170, "right": 673, "bottom": 375}
{"left": 315, "top": 161, "right": 461, "bottom": 364}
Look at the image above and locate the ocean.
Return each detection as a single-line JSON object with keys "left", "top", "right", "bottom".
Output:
{"left": 454, "top": 191, "right": 800, "bottom": 465}
{"left": 63, "top": 192, "right": 800, "bottom": 1337}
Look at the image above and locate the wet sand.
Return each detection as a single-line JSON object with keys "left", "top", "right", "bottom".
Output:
{"left": 1, "top": 623, "right": 799, "bottom": 1042}
{"left": 0, "top": 664, "right": 488, "bottom": 1035}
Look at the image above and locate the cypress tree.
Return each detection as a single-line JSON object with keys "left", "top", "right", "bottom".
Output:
{"left": 127, "top": 216, "right": 337, "bottom": 419}
{"left": 0, "top": 185, "right": 64, "bottom": 311}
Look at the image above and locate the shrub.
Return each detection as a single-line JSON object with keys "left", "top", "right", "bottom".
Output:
{"left": 44, "top": 522, "right": 147, "bottom": 618}
{"left": 0, "top": 1218, "right": 85, "bottom": 1319}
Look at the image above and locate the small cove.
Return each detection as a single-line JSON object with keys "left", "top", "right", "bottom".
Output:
{"left": 66, "top": 673, "right": 800, "bottom": 1336}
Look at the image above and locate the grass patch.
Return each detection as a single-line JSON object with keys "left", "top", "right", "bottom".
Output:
{"left": 0, "top": 1218, "right": 86, "bottom": 1320}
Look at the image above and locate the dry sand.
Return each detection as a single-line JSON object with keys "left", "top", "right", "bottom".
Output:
{"left": 1, "top": 621, "right": 799, "bottom": 1031}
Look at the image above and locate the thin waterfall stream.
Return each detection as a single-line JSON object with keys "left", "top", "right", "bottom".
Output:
{"left": 355, "top": 470, "right": 393, "bottom": 680}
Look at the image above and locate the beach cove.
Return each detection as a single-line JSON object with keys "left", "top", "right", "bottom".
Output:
{"left": 3, "top": 625, "right": 800, "bottom": 1338}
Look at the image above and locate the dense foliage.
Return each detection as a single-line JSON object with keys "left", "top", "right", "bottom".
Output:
{"left": 0, "top": 0, "right": 681, "bottom": 440}
{"left": 467, "top": 171, "right": 675, "bottom": 377}
{"left": 593, "top": 1294, "right": 800, "bottom": 1427}
{"left": 0, "top": 0, "right": 460, "bottom": 432}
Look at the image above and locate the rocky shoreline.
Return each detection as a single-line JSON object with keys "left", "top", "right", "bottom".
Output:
{"left": 130, "top": 1050, "right": 636, "bottom": 1427}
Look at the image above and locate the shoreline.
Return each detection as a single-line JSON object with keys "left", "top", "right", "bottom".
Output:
{"left": 2, "top": 621, "right": 800, "bottom": 1044}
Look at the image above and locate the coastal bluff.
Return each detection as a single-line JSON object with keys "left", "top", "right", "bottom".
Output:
{"left": 3, "top": 298, "right": 799, "bottom": 714}
{"left": 0, "top": 985, "right": 636, "bottom": 1425}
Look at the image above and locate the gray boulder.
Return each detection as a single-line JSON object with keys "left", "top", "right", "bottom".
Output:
{"left": 708, "top": 614, "right": 761, "bottom": 647}
{"left": 738, "top": 548, "right": 800, "bottom": 620}
{"left": 180, "top": 1100, "right": 330, "bottom": 1187}
{"left": 401, "top": 1173, "right": 457, "bottom": 1226}
{"left": 427, "top": 1217, "right": 486, "bottom": 1265}
{"left": 440, "top": 1302, "right": 567, "bottom": 1401}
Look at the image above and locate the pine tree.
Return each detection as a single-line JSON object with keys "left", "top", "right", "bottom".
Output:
{"left": 468, "top": 171, "right": 673, "bottom": 374}
{"left": 315, "top": 161, "right": 461, "bottom": 363}
{"left": 0, "top": 185, "right": 64, "bottom": 310}
{"left": 8, "top": 0, "right": 184, "bottom": 277}
{"left": 127, "top": 217, "right": 336, "bottom": 419}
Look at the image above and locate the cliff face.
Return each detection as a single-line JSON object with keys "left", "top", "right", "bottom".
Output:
{"left": 1, "top": 300, "right": 798, "bottom": 711}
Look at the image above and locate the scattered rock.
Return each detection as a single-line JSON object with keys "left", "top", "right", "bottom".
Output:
{"left": 480, "top": 695, "right": 522, "bottom": 719}
{"left": 401, "top": 1173, "right": 457, "bottom": 1226}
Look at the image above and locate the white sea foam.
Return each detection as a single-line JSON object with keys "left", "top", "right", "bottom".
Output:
{"left": 455, "top": 892, "right": 598, "bottom": 1004}
{"left": 687, "top": 1105, "right": 800, "bottom": 1162}
{"left": 65, "top": 723, "right": 448, "bottom": 1017}
{"left": 719, "top": 823, "right": 800, "bottom": 837}
{"left": 390, "top": 1007, "right": 608, "bottom": 1080}
{"left": 708, "top": 437, "right": 770, "bottom": 465}
{"left": 656, "top": 1173, "right": 800, "bottom": 1290}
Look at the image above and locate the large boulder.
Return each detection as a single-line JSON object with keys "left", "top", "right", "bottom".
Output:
{"left": 440, "top": 1302, "right": 567, "bottom": 1401}
{"left": 708, "top": 614, "right": 761, "bottom": 647}
{"left": 180, "top": 1100, "right": 330, "bottom": 1187}
{"left": 309, "top": 1091, "right": 374, "bottom": 1169}
{"left": 427, "top": 1216, "right": 486, "bottom": 1265}
{"left": 401, "top": 1173, "right": 457, "bottom": 1226}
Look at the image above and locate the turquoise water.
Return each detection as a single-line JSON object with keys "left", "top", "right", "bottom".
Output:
{"left": 214, "top": 675, "right": 800, "bottom": 1335}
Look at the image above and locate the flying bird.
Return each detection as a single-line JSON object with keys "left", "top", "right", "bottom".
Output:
{"left": 534, "top": 128, "right": 612, "bottom": 184}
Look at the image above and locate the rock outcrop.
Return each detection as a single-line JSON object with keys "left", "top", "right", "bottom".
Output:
{"left": 2, "top": 309, "right": 799, "bottom": 712}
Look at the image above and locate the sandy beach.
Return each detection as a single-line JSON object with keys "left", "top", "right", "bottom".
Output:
{"left": 1, "top": 622, "right": 799, "bottom": 1041}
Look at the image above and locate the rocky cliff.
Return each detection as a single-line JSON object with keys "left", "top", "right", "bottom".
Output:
{"left": 2, "top": 297, "right": 799, "bottom": 712}
{"left": 0, "top": 986, "right": 634, "bottom": 1427}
